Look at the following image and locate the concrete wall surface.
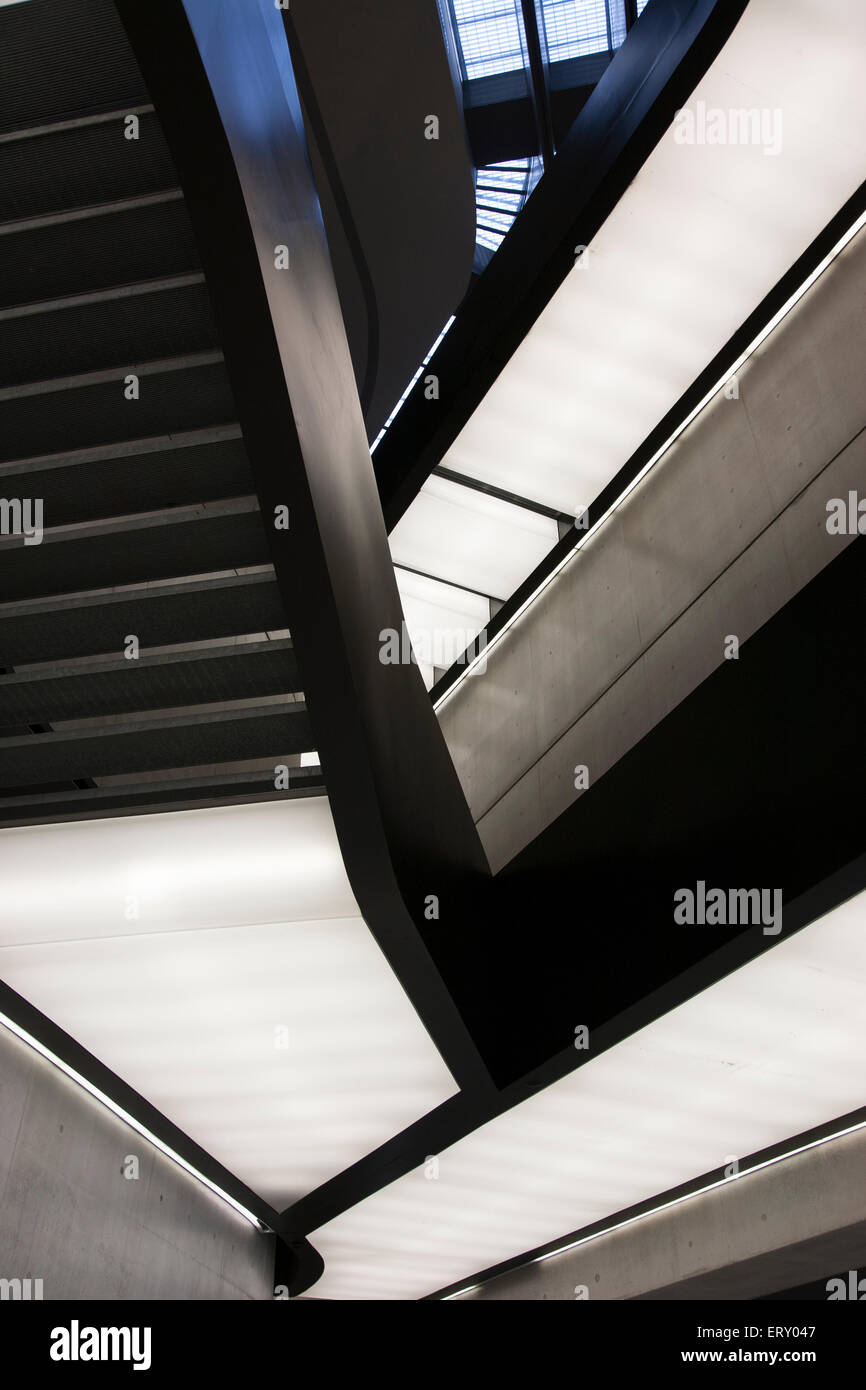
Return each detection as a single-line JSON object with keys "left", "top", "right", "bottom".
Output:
{"left": 0, "top": 1026, "right": 274, "bottom": 1300}
{"left": 439, "top": 226, "right": 866, "bottom": 870}
{"left": 463, "top": 1123, "right": 866, "bottom": 1300}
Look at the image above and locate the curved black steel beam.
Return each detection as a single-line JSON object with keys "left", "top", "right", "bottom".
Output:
{"left": 285, "top": 22, "right": 380, "bottom": 421}
{"left": 109, "top": 0, "right": 866, "bottom": 1279}
{"left": 111, "top": 0, "right": 756, "bottom": 1098}
{"left": 114, "top": 0, "right": 495, "bottom": 1098}
{"left": 520, "top": 0, "right": 555, "bottom": 165}
{"left": 274, "top": 1230, "right": 324, "bottom": 1300}
{"left": 283, "top": 527, "right": 866, "bottom": 1233}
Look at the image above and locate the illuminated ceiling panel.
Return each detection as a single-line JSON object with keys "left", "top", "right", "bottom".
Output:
{"left": 390, "top": 473, "right": 558, "bottom": 601}
{"left": 443, "top": 0, "right": 866, "bottom": 514}
{"left": 400, "top": 0, "right": 866, "bottom": 610}
{"left": 395, "top": 567, "right": 491, "bottom": 690}
{"left": 0, "top": 800, "right": 457, "bottom": 1207}
{"left": 310, "top": 888, "right": 866, "bottom": 1299}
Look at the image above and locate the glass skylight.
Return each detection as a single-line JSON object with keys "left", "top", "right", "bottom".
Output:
{"left": 539, "top": 1, "right": 617, "bottom": 61}
{"left": 475, "top": 158, "right": 541, "bottom": 251}
{"left": 448, "top": 0, "right": 527, "bottom": 80}
{"left": 370, "top": 316, "right": 455, "bottom": 453}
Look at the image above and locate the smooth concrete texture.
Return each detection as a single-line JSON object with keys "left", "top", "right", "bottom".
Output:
{"left": 461, "top": 1122, "right": 866, "bottom": 1301}
{"left": 0, "top": 1026, "right": 274, "bottom": 1300}
{"left": 439, "top": 220, "right": 866, "bottom": 871}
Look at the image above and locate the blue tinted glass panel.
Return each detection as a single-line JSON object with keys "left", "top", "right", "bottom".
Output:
{"left": 450, "top": 0, "right": 526, "bottom": 79}
{"left": 475, "top": 158, "right": 541, "bottom": 251}
{"left": 539, "top": 1, "right": 615, "bottom": 60}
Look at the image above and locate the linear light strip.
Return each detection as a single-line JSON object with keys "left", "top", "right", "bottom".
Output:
{"left": 370, "top": 316, "right": 456, "bottom": 453}
{"left": 0, "top": 1009, "right": 268, "bottom": 1231}
{"left": 440, "top": 1113, "right": 866, "bottom": 1299}
{"left": 433, "top": 209, "right": 866, "bottom": 711}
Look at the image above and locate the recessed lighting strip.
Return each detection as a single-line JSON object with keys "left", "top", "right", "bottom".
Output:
{"left": 0, "top": 1009, "right": 268, "bottom": 1231}
{"left": 433, "top": 208, "right": 866, "bottom": 712}
{"left": 370, "top": 316, "right": 456, "bottom": 454}
{"left": 439, "top": 1112, "right": 866, "bottom": 1299}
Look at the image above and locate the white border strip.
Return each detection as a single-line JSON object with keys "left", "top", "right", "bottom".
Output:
{"left": 434, "top": 209, "right": 866, "bottom": 712}
{"left": 0, "top": 1009, "right": 268, "bottom": 1231}
{"left": 441, "top": 1113, "right": 866, "bottom": 1298}
{"left": 370, "top": 316, "right": 456, "bottom": 453}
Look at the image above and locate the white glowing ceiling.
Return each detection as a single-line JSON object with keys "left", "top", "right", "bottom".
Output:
{"left": 391, "top": 0, "right": 866, "bottom": 654}
{"left": 310, "top": 887, "right": 866, "bottom": 1299}
{"left": 0, "top": 798, "right": 457, "bottom": 1207}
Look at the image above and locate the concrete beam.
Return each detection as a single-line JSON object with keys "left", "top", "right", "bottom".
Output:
{"left": 0, "top": 1026, "right": 274, "bottom": 1300}
{"left": 462, "top": 1124, "right": 866, "bottom": 1301}
{"left": 439, "top": 216, "right": 866, "bottom": 871}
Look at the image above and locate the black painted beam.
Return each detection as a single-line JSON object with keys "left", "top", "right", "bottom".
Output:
{"left": 113, "top": 0, "right": 775, "bottom": 1103}
{"left": 283, "top": 529, "right": 866, "bottom": 1227}
{"left": 8, "top": 0, "right": 858, "bottom": 1295}
{"left": 520, "top": 0, "right": 555, "bottom": 166}
{"left": 115, "top": 0, "right": 495, "bottom": 1099}
{"left": 373, "top": 0, "right": 751, "bottom": 530}
{"left": 464, "top": 95, "right": 537, "bottom": 166}
{"left": 483, "top": 533, "right": 866, "bottom": 1081}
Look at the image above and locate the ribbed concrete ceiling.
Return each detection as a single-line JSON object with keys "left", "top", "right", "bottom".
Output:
{"left": 0, "top": 0, "right": 320, "bottom": 825}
